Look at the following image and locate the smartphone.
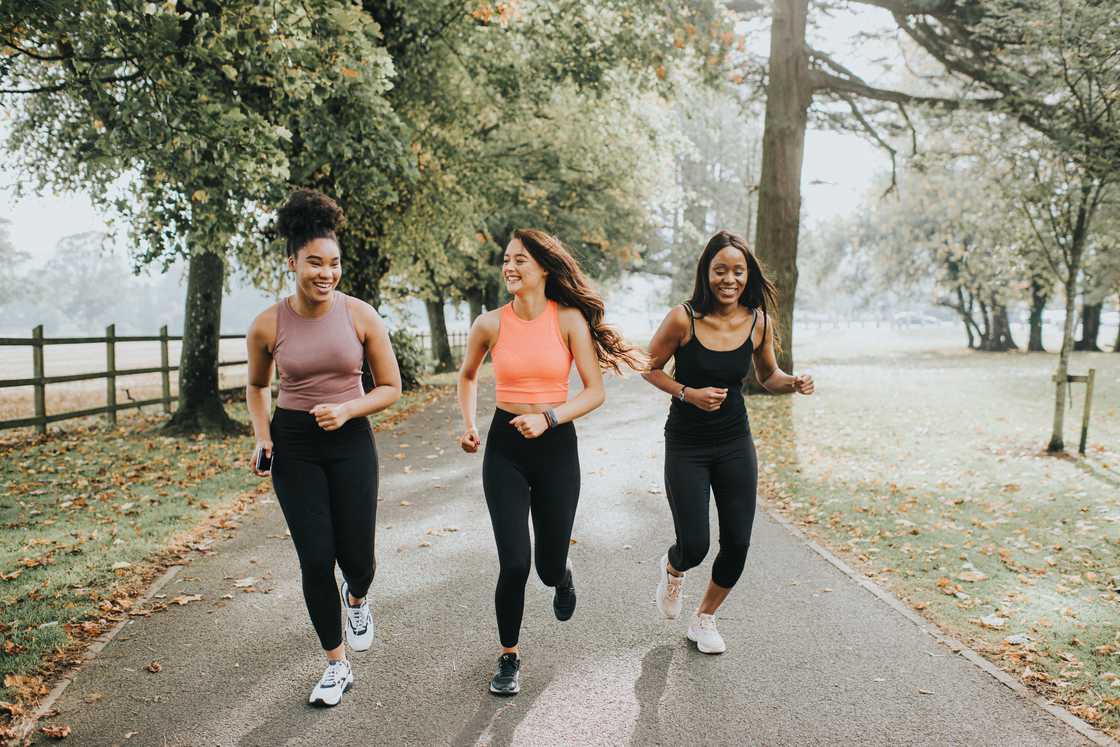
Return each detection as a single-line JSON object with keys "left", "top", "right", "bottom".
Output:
{"left": 255, "top": 447, "right": 273, "bottom": 474}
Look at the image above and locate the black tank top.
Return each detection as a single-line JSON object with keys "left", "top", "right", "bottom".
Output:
{"left": 665, "top": 303, "right": 759, "bottom": 446}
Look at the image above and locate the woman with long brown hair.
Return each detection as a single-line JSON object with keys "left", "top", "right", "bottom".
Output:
{"left": 642, "top": 230, "right": 813, "bottom": 654}
{"left": 457, "top": 228, "right": 641, "bottom": 695}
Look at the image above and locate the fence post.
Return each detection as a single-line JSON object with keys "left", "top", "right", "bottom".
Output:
{"left": 160, "top": 325, "right": 172, "bottom": 413}
{"left": 1079, "top": 368, "right": 1096, "bottom": 456}
{"left": 32, "top": 325, "right": 46, "bottom": 435}
{"left": 105, "top": 323, "right": 117, "bottom": 426}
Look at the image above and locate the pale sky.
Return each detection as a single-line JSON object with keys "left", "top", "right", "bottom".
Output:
{"left": 0, "top": 3, "right": 898, "bottom": 264}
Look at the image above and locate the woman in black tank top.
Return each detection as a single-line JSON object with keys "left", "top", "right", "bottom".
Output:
{"left": 642, "top": 230, "right": 814, "bottom": 654}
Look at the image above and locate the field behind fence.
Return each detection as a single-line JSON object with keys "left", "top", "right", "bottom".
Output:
{"left": 0, "top": 326, "right": 470, "bottom": 433}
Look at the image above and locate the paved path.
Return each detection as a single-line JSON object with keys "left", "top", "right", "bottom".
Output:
{"left": 34, "top": 376, "right": 1095, "bottom": 746}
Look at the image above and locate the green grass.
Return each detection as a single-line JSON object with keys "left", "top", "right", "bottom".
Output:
{"left": 0, "top": 384, "right": 447, "bottom": 713}
{"left": 751, "top": 328, "right": 1120, "bottom": 735}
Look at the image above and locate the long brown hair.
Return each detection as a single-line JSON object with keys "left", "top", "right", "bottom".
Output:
{"left": 688, "top": 230, "right": 782, "bottom": 353}
{"left": 513, "top": 229, "right": 644, "bottom": 374}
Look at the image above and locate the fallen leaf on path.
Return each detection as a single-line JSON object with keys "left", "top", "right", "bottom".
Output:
{"left": 39, "top": 724, "right": 71, "bottom": 739}
{"left": 146, "top": 660, "right": 161, "bottom": 673}
{"left": 111, "top": 562, "right": 131, "bottom": 570}
{"left": 171, "top": 594, "right": 201, "bottom": 606}
{"left": 81, "top": 693, "right": 105, "bottom": 704}
{"left": 124, "top": 732, "right": 138, "bottom": 739}
{"left": 912, "top": 602, "right": 928, "bottom": 611}
{"left": 957, "top": 571, "right": 988, "bottom": 583}
{"left": 399, "top": 500, "right": 412, "bottom": 507}
{"left": 233, "top": 577, "right": 256, "bottom": 588}
{"left": 418, "top": 541, "right": 431, "bottom": 548}
{"left": 917, "top": 689, "right": 935, "bottom": 695}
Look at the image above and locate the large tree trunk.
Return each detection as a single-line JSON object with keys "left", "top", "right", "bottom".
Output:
{"left": 1028, "top": 278, "right": 1047, "bottom": 352}
{"left": 164, "top": 249, "right": 241, "bottom": 435}
{"left": 1074, "top": 302, "right": 1102, "bottom": 351}
{"left": 752, "top": 0, "right": 810, "bottom": 386}
{"left": 467, "top": 287, "right": 484, "bottom": 323}
{"left": 425, "top": 298, "right": 455, "bottom": 373}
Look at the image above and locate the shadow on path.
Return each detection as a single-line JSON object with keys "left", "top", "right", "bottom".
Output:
{"left": 630, "top": 644, "right": 674, "bottom": 746}
{"left": 453, "top": 659, "right": 556, "bottom": 746}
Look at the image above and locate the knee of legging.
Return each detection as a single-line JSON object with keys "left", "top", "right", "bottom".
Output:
{"left": 712, "top": 543, "right": 750, "bottom": 586}
{"left": 498, "top": 556, "right": 532, "bottom": 584}
{"left": 297, "top": 555, "right": 336, "bottom": 586}
{"left": 673, "top": 538, "right": 710, "bottom": 571}
{"left": 535, "top": 561, "right": 566, "bottom": 588}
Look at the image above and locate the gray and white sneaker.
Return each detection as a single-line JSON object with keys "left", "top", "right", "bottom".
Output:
{"left": 309, "top": 659, "right": 353, "bottom": 707}
{"left": 341, "top": 580, "right": 374, "bottom": 652}
{"left": 687, "top": 612, "right": 727, "bottom": 654}
{"left": 656, "top": 553, "right": 684, "bottom": 619}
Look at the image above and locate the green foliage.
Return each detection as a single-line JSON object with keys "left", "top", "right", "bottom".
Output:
{"left": 389, "top": 327, "right": 427, "bottom": 392}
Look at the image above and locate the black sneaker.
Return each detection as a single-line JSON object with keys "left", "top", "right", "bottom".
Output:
{"left": 489, "top": 653, "right": 520, "bottom": 696}
{"left": 553, "top": 560, "right": 576, "bottom": 621}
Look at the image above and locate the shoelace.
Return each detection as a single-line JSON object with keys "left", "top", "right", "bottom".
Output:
{"left": 321, "top": 661, "right": 348, "bottom": 688}
{"left": 498, "top": 656, "right": 518, "bottom": 678}
{"left": 347, "top": 601, "right": 368, "bottom": 632}
{"left": 696, "top": 614, "right": 717, "bottom": 632}
{"left": 666, "top": 575, "right": 683, "bottom": 601}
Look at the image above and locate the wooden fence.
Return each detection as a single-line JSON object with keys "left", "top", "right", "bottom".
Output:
{"left": 0, "top": 325, "right": 248, "bottom": 434}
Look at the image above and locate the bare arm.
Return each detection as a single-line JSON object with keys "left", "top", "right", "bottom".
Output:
{"left": 752, "top": 310, "right": 814, "bottom": 395}
{"left": 640, "top": 306, "right": 727, "bottom": 412}
{"left": 552, "top": 307, "right": 605, "bottom": 423}
{"left": 457, "top": 312, "right": 497, "bottom": 452}
{"left": 245, "top": 306, "right": 277, "bottom": 475}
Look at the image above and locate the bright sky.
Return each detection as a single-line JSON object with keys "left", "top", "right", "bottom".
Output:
{"left": 0, "top": 3, "right": 899, "bottom": 262}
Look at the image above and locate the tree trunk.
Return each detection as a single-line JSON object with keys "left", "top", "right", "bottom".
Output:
{"left": 164, "top": 249, "right": 241, "bottom": 435}
{"left": 1028, "top": 278, "right": 1047, "bottom": 352}
{"left": 1115, "top": 292, "right": 1120, "bottom": 352}
{"left": 1048, "top": 279, "right": 1077, "bottom": 452}
{"left": 986, "top": 303, "right": 1018, "bottom": 351}
{"left": 1074, "top": 302, "right": 1102, "bottom": 351}
{"left": 752, "top": 0, "right": 810, "bottom": 387}
{"left": 425, "top": 298, "right": 455, "bottom": 373}
{"left": 467, "top": 287, "right": 484, "bottom": 323}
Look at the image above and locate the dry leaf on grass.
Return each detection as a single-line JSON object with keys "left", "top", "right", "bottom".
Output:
{"left": 146, "top": 660, "right": 161, "bottom": 673}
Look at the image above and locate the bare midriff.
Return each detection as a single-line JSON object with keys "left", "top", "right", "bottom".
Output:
{"left": 495, "top": 400, "right": 566, "bottom": 415}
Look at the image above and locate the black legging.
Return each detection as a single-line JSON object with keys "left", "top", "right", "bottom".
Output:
{"left": 270, "top": 407, "right": 378, "bottom": 650}
{"left": 482, "top": 408, "right": 580, "bottom": 648}
{"left": 664, "top": 434, "right": 757, "bottom": 589}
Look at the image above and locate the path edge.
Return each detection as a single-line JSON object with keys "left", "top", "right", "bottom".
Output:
{"left": 12, "top": 566, "right": 185, "bottom": 741}
{"left": 762, "top": 502, "right": 1119, "bottom": 747}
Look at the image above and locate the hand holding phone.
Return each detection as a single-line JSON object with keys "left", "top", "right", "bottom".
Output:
{"left": 253, "top": 441, "right": 273, "bottom": 476}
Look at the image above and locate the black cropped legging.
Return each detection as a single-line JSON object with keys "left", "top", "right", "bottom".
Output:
{"left": 664, "top": 434, "right": 758, "bottom": 589}
{"left": 270, "top": 408, "right": 378, "bottom": 651}
{"left": 482, "top": 408, "right": 581, "bottom": 648}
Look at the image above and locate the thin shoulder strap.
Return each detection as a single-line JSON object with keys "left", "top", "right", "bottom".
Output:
{"left": 681, "top": 302, "right": 696, "bottom": 337}
{"left": 747, "top": 307, "right": 759, "bottom": 348}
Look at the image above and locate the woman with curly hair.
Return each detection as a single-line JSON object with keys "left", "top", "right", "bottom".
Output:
{"left": 245, "top": 189, "right": 401, "bottom": 706}
{"left": 457, "top": 229, "right": 642, "bottom": 696}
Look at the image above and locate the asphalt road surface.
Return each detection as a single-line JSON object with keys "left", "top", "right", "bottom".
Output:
{"left": 35, "top": 375, "right": 1095, "bottom": 746}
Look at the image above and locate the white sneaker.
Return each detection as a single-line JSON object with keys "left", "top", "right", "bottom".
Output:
{"left": 309, "top": 659, "right": 353, "bottom": 706}
{"left": 687, "top": 612, "right": 727, "bottom": 654}
{"left": 341, "top": 580, "right": 374, "bottom": 652}
{"left": 656, "top": 554, "right": 684, "bottom": 619}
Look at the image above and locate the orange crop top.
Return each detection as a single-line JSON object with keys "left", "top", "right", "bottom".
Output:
{"left": 491, "top": 300, "right": 573, "bottom": 403}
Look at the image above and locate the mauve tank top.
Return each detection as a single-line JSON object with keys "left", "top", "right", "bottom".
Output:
{"left": 274, "top": 291, "right": 365, "bottom": 411}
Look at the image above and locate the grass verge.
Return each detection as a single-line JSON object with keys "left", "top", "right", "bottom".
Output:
{"left": 751, "top": 332, "right": 1120, "bottom": 738}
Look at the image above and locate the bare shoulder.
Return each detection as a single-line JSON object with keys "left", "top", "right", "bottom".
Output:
{"left": 557, "top": 304, "right": 588, "bottom": 329}
{"left": 470, "top": 308, "right": 501, "bottom": 344}
{"left": 345, "top": 295, "right": 381, "bottom": 324}
{"left": 248, "top": 303, "right": 280, "bottom": 341}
